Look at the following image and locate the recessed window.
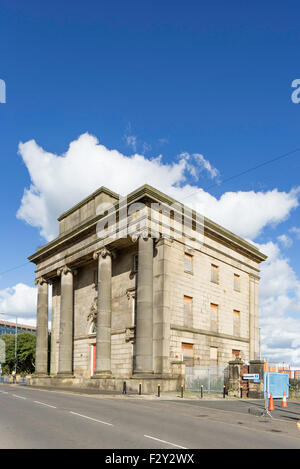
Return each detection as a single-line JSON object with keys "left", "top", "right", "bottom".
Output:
{"left": 234, "top": 274, "right": 240, "bottom": 291}
{"left": 233, "top": 310, "right": 240, "bottom": 336}
{"left": 181, "top": 343, "right": 194, "bottom": 366}
{"left": 210, "top": 303, "right": 218, "bottom": 332}
{"left": 183, "top": 296, "right": 193, "bottom": 328}
{"left": 184, "top": 253, "right": 193, "bottom": 273}
{"left": 232, "top": 349, "right": 241, "bottom": 360}
{"left": 133, "top": 254, "right": 138, "bottom": 272}
{"left": 93, "top": 270, "right": 98, "bottom": 290}
{"left": 210, "top": 346, "right": 218, "bottom": 362}
{"left": 211, "top": 264, "right": 219, "bottom": 284}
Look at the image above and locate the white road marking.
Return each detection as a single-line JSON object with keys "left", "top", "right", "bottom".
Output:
{"left": 12, "top": 394, "right": 26, "bottom": 400}
{"left": 69, "top": 411, "right": 113, "bottom": 426}
{"left": 34, "top": 400, "right": 57, "bottom": 409}
{"left": 144, "top": 434, "right": 187, "bottom": 449}
{"left": 0, "top": 391, "right": 8, "bottom": 394}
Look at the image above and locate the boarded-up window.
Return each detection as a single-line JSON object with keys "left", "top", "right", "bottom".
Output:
{"left": 234, "top": 274, "right": 240, "bottom": 291}
{"left": 182, "top": 343, "right": 194, "bottom": 366}
{"left": 210, "top": 303, "right": 218, "bottom": 332}
{"left": 233, "top": 310, "right": 240, "bottom": 336}
{"left": 211, "top": 264, "right": 219, "bottom": 283}
{"left": 232, "top": 349, "right": 241, "bottom": 360}
{"left": 210, "top": 346, "right": 218, "bottom": 363}
{"left": 184, "top": 253, "right": 193, "bottom": 273}
{"left": 183, "top": 296, "right": 193, "bottom": 328}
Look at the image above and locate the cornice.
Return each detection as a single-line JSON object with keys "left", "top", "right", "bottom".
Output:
{"left": 28, "top": 184, "right": 267, "bottom": 265}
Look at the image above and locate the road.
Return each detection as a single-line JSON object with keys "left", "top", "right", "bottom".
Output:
{"left": 0, "top": 384, "right": 299, "bottom": 449}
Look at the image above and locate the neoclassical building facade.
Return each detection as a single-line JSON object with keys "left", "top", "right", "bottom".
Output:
{"left": 29, "top": 185, "right": 266, "bottom": 391}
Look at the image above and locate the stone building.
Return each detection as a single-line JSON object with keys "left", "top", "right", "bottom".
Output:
{"left": 29, "top": 184, "right": 266, "bottom": 391}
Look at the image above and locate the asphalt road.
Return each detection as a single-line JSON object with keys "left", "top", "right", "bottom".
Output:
{"left": 0, "top": 384, "right": 300, "bottom": 449}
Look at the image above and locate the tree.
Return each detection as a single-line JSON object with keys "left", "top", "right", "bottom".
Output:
{"left": 0, "top": 332, "right": 36, "bottom": 375}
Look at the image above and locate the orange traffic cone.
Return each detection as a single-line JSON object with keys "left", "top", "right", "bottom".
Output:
{"left": 282, "top": 391, "right": 287, "bottom": 408}
{"left": 268, "top": 392, "right": 275, "bottom": 411}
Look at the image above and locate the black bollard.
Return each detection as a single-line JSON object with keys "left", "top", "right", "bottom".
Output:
{"left": 123, "top": 381, "right": 127, "bottom": 395}
{"left": 200, "top": 385, "right": 203, "bottom": 399}
{"left": 157, "top": 384, "right": 160, "bottom": 398}
{"left": 223, "top": 385, "right": 226, "bottom": 398}
{"left": 181, "top": 385, "right": 184, "bottom": 398}
{"left": 139, "top": 383, "right": 142, "bottom": 395}
{"left": 240, "top": 387, "right": 243, "bottom": 399}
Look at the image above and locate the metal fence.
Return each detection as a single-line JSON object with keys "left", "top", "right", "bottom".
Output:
{"left": 185, "top": 366, "right": 229, "bottom": 393}
{"left": 0, "top": 376, "right": 10, "bottom": 384}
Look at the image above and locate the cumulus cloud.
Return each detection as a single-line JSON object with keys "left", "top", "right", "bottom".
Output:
{"left": 17, "top": 133, "right": 300, "bottom": 242}
{"left": 277, "top": 234, "right": 293, "bottom": 248}
{"left": 0, "top": 283, "right": 52, "bottom": 327}
{"left": 0, "top": 283, "right": 37, "bottom": 322}
{"left": 254, "top": 241, "right": 300, "bottom": 365}
{"left": 15, "top": 133, "right": 300, "bottom": 363}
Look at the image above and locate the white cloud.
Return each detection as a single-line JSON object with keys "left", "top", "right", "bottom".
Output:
{"left": 0, "top": 283, "right": 52, "bottom": 327}
{"left": 289, "top": 226, "right": 300, "bottom": 239}
{"left": 17, "top": 133, "right": 300, "bottom": 243}
{"left": 15, "top": 133, "right": 300, "bottom": 365}
{"left": 254, "top": 241, "right": 300, "bottom": 366}
{"left": 277, "top": 234, "right": 293, "bottom": 248}
{"left": 124, "top": 135, "right": 137, "bottom": 152}
{"left": 0, "top": 283, "right": 37, "bottom": 323}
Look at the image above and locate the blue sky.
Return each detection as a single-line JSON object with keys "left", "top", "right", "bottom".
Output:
{"left": 0, "top": 0, "right": 300, "bottom": 364}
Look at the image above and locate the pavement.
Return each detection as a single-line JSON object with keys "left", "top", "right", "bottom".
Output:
{"left": 0, "top": 383, "right": 299, "bottom": 449}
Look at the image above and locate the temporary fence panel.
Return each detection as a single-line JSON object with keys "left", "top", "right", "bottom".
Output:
{"left": 264, "top": 372, "right": 289, "bottom": 399}
{"left": 185, "top": 366, "right": 228, "bottom": 393}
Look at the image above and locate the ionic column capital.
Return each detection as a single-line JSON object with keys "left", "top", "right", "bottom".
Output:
{"left": 93, "top": 247, "right": 116, "bottom": 261}
{"left": 34, "top": 277, "right": 49, "bottom": 286}
{"left": 57, "top": 265, "right": 77, "bottom": 277}
{"left": 131, "top": 229, "right": 153, "bottom": 243}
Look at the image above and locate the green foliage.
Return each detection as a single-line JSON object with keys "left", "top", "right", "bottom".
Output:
{"left": 0, "top": 332, "right": 36, "bottom": 375}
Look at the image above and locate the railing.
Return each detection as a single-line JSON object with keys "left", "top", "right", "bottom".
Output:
{"left": 0, "top": 376, "right": 10, "bottom": 384}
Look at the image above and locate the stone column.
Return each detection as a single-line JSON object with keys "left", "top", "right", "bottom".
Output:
{"left": 35, "top": 277, "right": 49, "bottom": 375}
{"left": 93, "top": 248, "right": 113, "bottom": 376}
{"left": 249, "top": 275, "right": 259, "bottom": 360}
{"left": 135, "top": 235, "right": 154, "bottom": 374}
{"left": 153, "top": 237, "right": 172, "bottom": 375}
{"left": 57, "top": 266, "right": 75, "bottom": 376}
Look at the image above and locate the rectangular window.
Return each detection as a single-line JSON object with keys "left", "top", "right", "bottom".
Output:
{"left": 210, "top": 303, "right": 218, "bottom": 332}
{"left": 232, "top": 349, "right": 241, "bottom": 360}
{"left": 183, "top": 296, "right": 193, "bottom": 328}
{"left": 133, "top": 254, "right": 138, "bottom": 272}
{"left": 181, "top": 343, "right": 194, "bottom": 366}
{"left": 211, "top": 264, "right": 219, "bottom": 283}
{"left": 234, "top": 274, "right": 240, "bottom": 291}
{"left": 210, "top": 346, "right": 218, "bottom": 363}
{"left": 184, "top": 253, "right": 193, "bottom": 273}
{"left": 233, "top": 310, "right": 240, "bottom": 336}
